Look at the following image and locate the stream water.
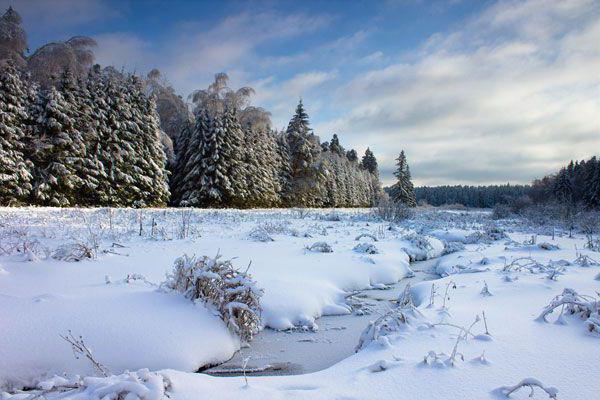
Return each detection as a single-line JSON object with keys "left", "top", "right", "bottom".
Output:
{"left": 205, "top": 258, "right": 439, "bottom": 377}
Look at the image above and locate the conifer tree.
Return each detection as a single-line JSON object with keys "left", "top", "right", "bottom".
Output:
{"left": 285, "top": 100, "right": 323, "bottom": 206}
{"left": 346, "top": 149, "right": 358, "bottom": 163}
{"left": 390, "top": 150, "right": 416, "bottom": 207}
{"left": 361, "top": 148, "right": 378, "bottom": 174}
{"left": 0, "top": 61, "right": 32, "bottom": 205}
{"left": 329, "top": 134, "right": 344, "bottom": 156}
{"left": 126, "top": 75, "right": 170, "bottom": 206}
{"left": 584, "top": 156, "right": 600, "bottom": 208}
{"left": 32, "top": 82, "right": 87, "bottom": 206}
{"left": 244, "top": 128, "right": 280, "bottom": 207}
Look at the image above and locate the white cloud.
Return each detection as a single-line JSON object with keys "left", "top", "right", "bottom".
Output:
{"left": 317, "top": 0, "right": 600, "bottom": 186}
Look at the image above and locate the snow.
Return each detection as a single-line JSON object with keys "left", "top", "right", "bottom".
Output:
{"left": 1, "top": 207, "right": 600, "bottom": 399}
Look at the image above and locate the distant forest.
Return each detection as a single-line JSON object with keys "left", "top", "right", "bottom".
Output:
{"left": 414, "top": 184, "right": 530, "bottom": 208}
{"left": 415, "top": 155, "right": 600, "bottom": 210}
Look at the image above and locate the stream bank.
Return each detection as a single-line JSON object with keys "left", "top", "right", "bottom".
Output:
{"left": 205, "top": 258, "right": 439, "bottom": 376}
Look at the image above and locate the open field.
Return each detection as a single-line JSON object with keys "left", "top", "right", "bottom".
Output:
{"left": 1, "top": 207, "right": 599, "bottom": 399}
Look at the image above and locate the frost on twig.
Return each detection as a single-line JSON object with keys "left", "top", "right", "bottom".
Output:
{"left": 537, "top": 288, "right": 599, "bottom": 336}
{"left": 496, "top": 378, "right": 558, "bottom": 398}
{"left": 60, "top": 330, "right": 109, "bottom": 377}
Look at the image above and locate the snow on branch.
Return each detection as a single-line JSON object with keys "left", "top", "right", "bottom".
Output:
{"left": 496, "top": 378, "right": 558, "bottom": 398}
{"left": 537, "top": 288, "right": 599, "bottom": 336}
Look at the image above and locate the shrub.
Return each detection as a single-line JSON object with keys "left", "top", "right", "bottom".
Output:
{"left": 375, "top": 194, "right": 413, "bottom": 222}
{"left": 163, "top": 254, "right": 263, "bottom": 342}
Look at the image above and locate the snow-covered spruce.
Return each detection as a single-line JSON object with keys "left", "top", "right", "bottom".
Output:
{"left": 162, "top": 254, "right": 263, "bottom": 342}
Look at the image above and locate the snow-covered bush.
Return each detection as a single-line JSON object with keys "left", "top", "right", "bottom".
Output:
{"left": 401, "top": 233, "right": 443, "bottom": 261}
{"left": 375, "top": 194, "right": 414, "bottom": 222}
{"left": 465, "top": 225, "right": 508, "bottom": 244}
{"left": 355, "top": 308, "right": 411, "bottom": 352}
{"left": 356, "top": 284, "right": 422, "bottom": 352}
{"left": 51, "top": 242, "right": 95, "bottom": 262}
{"left": 306, "top": 241, "right": 333, "bottom": 253}
{"left": 537, "top": 288, "right": 599, "bottom": 336}
{"left": 2, "top": 369, "right": 171, "bottom": 400}
{"left": 319, "top": 212, "right": 341, "bottom": 222}
{"left": 246, "top": 226, "right": 274, "bottom": 242}
{"left": 163, "top": 254, "right": 263, "bottom": 342}
{"left": 353, "top": 242, "right": 378, "bottom": 254}
{"left": 538, "top": 242, "right": 559, "bottom": 250}
{"left": 442, "top": 241, "right": 465, "bottom": 255}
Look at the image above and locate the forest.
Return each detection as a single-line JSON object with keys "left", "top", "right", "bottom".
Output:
{"left": 415, "top": 156, "right": 600, "bottom": 210}
{"left": 0, "top": 7, "right": 381, "bottom": 208}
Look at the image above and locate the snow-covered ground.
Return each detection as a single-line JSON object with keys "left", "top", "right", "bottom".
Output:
{"left": 1, "top": 207, "right": 599, "bottom": 399}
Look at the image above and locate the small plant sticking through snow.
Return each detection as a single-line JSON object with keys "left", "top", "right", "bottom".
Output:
{"left": 480, "top": 281, "right": 492, "bottom": 297}
{"left": 421, "top": 314, "right": 483, "bottom": 368}
{"left": 306, "top": 241, "right": 333, "bottom": 253}
{"left": 163, "top": 254, "right": 263, "bottom": 342}
{"left": 537, "top": 288, "right": 600, "bottom": 336}
{"left": 60, "top": 330, "right": 110, "bottom": 377}
{"left": 495, "top": 378, "right": 558, "bottom": 398}
{"left": 573, "top": 253, "right": 599, "bottom": 267}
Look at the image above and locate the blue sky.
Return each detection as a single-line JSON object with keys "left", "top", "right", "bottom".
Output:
{"left": 4, "top": 0, "right": 599, "bottom": 185}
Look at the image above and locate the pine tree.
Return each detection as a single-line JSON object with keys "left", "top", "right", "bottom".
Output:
{"left": 285, "top": 100, "right": 323, "bottom": 206}
{"left": 243, "top": 128, "right": 280, "bottom": 207}
{"left": 553, "top": 167, "right": 573, "bottom": 204}
{"left": 83, "top": 65, "right": 110, "bottom": 205}
{"left": 346, "top": 149, "right": 358, "bottom": 162}
{"left": 275, "top": 131, "right": 293, "bottom": 206}
{"left": 32, "top": 82, "right": 87, "bottom": 206}
{"left": 125, "top": 75, "right": 169, "bottom": 206}
{"left": 329, "top": 134, "right": 344, "bottom": 156}
{"left": 196, "top": 108, "right": 247, "bottom": 207}
{"left": 584, "top": 156, "right": 600, "bottom": 208}
{"left": 390, "top": 150, "right": 416, "bottom": 207}
{"left": 0, "top": 61, "right": 32, "bottom": 205}
{"left": 361, "top": 148, "right": 378, "bottom": 175}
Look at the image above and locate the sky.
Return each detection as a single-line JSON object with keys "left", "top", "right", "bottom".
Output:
{"left": 3, "top": 0, "right": 599, "bottom": 186}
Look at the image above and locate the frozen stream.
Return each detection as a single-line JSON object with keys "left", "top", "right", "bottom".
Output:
{"left": 205, "top": 258, "right": 439, "bottom": 376}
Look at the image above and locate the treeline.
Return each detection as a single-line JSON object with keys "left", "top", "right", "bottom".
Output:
{"left": 0, "top": 62, "right": 169, "bottom": 207}
{"left": 530, "top": 156, "right": 600, "bottom": 209}
{"left": 1, "top": 7, "right": 380, "bottom": 208}
{"left": 171, "top": 75, "right": 380, "bottom": 208}
{"left": 415, "top": 184, "right": 530, "bottom": 208}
